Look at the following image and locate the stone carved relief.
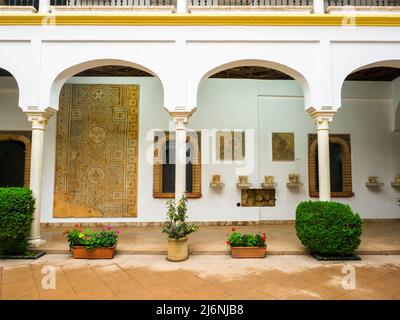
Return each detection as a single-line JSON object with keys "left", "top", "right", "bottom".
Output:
{"left": 54, "top": 84, "right": 139, "bottom": 217}
{"left": 216, "top": 130, "right": 245, "bottom": 161}
{"left": 241, "top": 189, "right": 276, "bottom": 207}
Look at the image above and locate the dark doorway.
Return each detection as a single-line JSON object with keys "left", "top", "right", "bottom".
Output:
{"left": 315, "top": 142, "right": 344, "bottom": 193}
{"left": 0, "top": 140, "right": 26, "bottom": 187}
{"left": 162, "top": 140, "right": 193, "bottom": 194}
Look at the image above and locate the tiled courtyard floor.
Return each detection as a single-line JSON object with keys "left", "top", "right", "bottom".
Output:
{"left": 36, "top": 221, "right": 400, "bottom": 255}
{"left": 1, "top": 255, "right": 400, "bottom": 300}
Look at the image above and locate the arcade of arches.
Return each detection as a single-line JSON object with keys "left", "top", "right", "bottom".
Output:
{"left": 0, "top": 64, "right": 399, "bottom": 246}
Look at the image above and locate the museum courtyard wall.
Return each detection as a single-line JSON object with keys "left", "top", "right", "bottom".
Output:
{"left": 0, "top": 76, "right": 399, "bottom": 222}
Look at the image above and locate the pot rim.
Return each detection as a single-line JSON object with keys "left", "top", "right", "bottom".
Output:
{"left": 230, "top": 246, "right": 267, "bottom": 249}
{"left": 167, "top": 237, "right": 188, "bottom": 242}
{"left": 70, "top": 244, "right": 117, "bottom": 249}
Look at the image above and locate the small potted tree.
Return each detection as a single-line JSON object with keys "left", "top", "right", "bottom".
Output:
{"left": 162, "top": 194, "right": 198, "bottom": 262}
{"left": 64, "top": 225, "right": 120, "bottom": 259}
{"left": 226, "top": 228, "right": 267, "bottom": 258}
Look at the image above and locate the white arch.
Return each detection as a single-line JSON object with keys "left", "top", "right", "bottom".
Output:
{"left": 196, "top": 59, "right": 311, "bottom": 108}
{"left": 0, "top": 66, "right": 23, "bottom": 109}
{"left": 46, "top": 58, "right": 165, "bottom": 110}
{"left": 335, "top": 59, "right": 400, "bottom": 108}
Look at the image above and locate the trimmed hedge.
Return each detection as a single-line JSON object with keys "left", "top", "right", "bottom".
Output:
{"left": 0, "top": 188, "right": 35, "bottom": 255}
{"left": 295, "top": 201, "right": 362, "bottom": 256}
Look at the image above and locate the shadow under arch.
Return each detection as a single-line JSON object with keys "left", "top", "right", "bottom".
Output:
{"left": 0, "top": 67, "right": 20, "bottom": 108}
{"left": 338, "top": 60, "right": 400, "bottom": 107}
{"left": 196, "top": 59, "right": 312, "bottom": 108}
{"left": 49, "top": 58, "right": 164, "bottom": 109}
{"left": 396, "top": 102, "right": 400, "bottom": 132}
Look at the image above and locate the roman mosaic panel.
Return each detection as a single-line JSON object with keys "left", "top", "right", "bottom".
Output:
{"left": 54, "top": 84, "right": 139, "bottom": 217}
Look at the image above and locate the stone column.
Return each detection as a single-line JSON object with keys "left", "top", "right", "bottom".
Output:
{"left": 169, "top": 110, "right": 195, "bottom": 201}
{"left": 307, "top": 107, "right": 336, "bottom": 201}
{"left": 26, "top": 109, "right": 54, "bottom": 247}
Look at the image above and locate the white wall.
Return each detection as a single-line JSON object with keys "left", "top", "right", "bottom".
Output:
{"left": 0, "top": 76, "right": 399, "bottom": 222}
{"left": 0, "top": 78, "right": 30, "bottom": 130}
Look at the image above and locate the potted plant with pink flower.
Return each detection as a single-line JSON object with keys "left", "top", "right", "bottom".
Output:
{"left": 63, "top": 224, "right": 120, "bottom": 259}
{"left": 226, "top": 227, "right": 267, "bottom": 258}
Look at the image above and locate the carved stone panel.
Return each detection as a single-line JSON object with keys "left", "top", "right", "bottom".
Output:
{"left": 241, "top": 189, "right": 276, "bottom": 207}
{"left": 54, "top": 84, "right": 139, "bottom": 217}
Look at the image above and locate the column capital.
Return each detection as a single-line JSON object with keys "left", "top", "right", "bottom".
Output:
{"left": 25, "top": 108, "right": 55, "bottom": 130}
{"left": 167, "top": 108, "right": 196, "bottom": 129}
{"left": 306, "top": 107, "right": 336, "bottom": 130}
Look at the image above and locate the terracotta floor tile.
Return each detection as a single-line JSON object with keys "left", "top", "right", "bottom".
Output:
{"left": 212, "top": 279, "right": 256, "bottom": 294}
{"left": 2, "top": 254, "right": 400, "bottom": 300}
{"left": 230, "top": 288, "right": 275, "bottom": 300}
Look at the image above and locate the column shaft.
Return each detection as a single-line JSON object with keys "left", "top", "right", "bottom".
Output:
{"left": 26, "top": 110, "right": 53, "bottom": 247}
{"left": 317, "top": 121, "right": 331, "bottom": 201}
{"left": 307, "top": 107, "right": 336, "bottom": 201}
{"left": 169, "top": 110, "right": 195, "bottom": 201}
{"left": 175, "top": 118, "right": 187, "bottom": 200}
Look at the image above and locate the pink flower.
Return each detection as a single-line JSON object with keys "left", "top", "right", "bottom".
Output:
{"left": 232, "top": 227, "right": 236, "bottom": 232}
{"left": 116, "top": 229, "right": 121, "bottom": 235}
{"left": 107, "top": 226, "right": 112, "bottom": 230}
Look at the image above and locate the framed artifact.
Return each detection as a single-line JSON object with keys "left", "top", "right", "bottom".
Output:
{"left": 216, "top": 130, "right": 245, "bottom": 161}
{"left": 272, "top": 132, "right": 295, "bottom": 161}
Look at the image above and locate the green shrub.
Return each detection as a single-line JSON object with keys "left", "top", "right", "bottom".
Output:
{"left": 0, "top": 188, "right": 35, "bottom": 255}
{"left": 227, "top": 228, "right": 266, "bottom": 247}
{"left": 64, "top": 225, "right": 120, "bottom": 250}
{"left": 295, "top": 201, "right": 362, "bottom": 256}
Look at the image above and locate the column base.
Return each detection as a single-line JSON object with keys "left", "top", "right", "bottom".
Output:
{"left": 28, "top": 237, "right": 47, "bottom": 248}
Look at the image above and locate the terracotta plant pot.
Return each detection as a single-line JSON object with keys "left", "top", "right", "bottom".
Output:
{"left": 230, "top": 246, "right": 266, "bottom": 258}
{"left": 71, "top": 245, "right": 117, "bottom": 259}
{"left": 167, "top": 237, "right": 188, "bottom": 262}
